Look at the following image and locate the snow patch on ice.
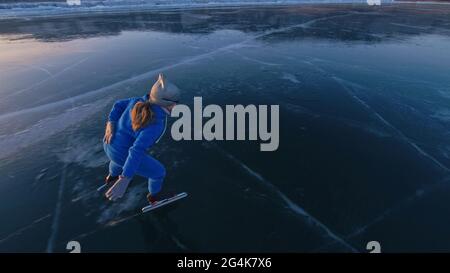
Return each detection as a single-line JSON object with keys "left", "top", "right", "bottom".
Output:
{"left": 35, "top": 168, "right": 49, "bottom": 182}
{"left": 0, "top": 101, "right": 110, "bottom": 160}
{"left": 97, "top": 183, "right": 146, "bottom": 224}
{"left": 281, "top": 72, "right": 301, "bottom": 84}
{"left": 437, "top": 88, "right": 450, "bottom": 99}
{"left": 441, "top": 145, "right": 450, "bottom": 160}
{"left": 431, "top": 108, "right": 450, "bottom": 123}
{"left": 57, "top": 137, "right": 108, "bottom": 169}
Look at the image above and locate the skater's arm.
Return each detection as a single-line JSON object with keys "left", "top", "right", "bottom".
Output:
{"left": 108, "top": 99, "right": 131, "bottom": 124}
{"left": 121, "top": 122, "right": 164, "bottom": 178}
{"left": 104, "top": 99, "right": 132, "bottom": 144}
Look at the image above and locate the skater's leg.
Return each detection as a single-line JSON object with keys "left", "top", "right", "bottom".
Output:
{"left": 104, "top": 142, "right": 125, "bottom": 177}
{"left": 105, "top": 141, "right": 165, "bottom": 195}
{"left": 135, "top": 155, "right": 166, "bottom": 196}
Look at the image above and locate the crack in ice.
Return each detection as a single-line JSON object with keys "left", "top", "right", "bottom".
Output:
{"left": 212, "top": 144, "right": 358, "bottom": 252}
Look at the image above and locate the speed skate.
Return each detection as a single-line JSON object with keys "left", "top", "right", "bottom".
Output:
{"left": 97, "top": 182, "right": 187, "bottom": 213}
{"left": 142, "top": 192, "right": 188, "bottom": 213}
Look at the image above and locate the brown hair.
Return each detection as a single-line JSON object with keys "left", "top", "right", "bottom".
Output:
{"left": 131, "top": 101, "right": 154, "bottom": 131}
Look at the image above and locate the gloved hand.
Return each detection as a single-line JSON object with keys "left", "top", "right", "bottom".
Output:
{"left": 105, "top": 175, "right": 131, "bottom": 201}
{"left": 103, "top": 121, "right": 114, "bottom": 144}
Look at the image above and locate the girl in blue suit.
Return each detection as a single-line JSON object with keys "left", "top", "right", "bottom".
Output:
{"left": 102, "top": 73, "right": 180, "bottom": 203}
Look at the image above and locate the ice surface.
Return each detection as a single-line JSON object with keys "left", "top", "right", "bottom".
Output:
{"left": 0, "top": 4, "right": 450, "bottom": 252}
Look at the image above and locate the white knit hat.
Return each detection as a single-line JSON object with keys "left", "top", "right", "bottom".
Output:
{"left": 149, "top": 73, "right": 180, "bottom": 107}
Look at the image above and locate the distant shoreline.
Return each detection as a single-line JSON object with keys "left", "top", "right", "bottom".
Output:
{"left": 1, "top": 1, "right": 450, "bottom": 21}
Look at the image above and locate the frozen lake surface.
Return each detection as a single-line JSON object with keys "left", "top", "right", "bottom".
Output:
{"left": 0, "top": 3, "right": 450, "bottom": 252}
